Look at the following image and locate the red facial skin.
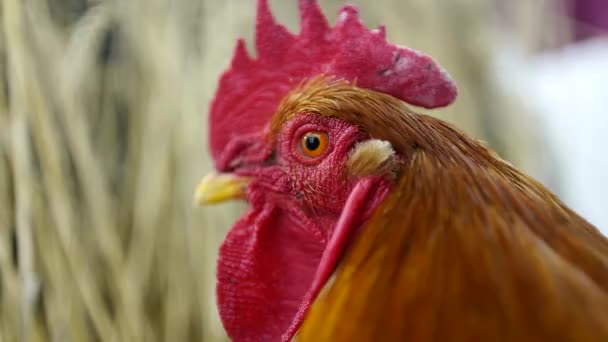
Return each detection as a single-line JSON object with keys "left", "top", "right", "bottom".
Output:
{"left": 216, "top": 114, "right": 392, "bottom": 341}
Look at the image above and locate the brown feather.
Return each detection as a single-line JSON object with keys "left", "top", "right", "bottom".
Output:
{"left": 278, "top": 78, "right": 608, "bottom": 341}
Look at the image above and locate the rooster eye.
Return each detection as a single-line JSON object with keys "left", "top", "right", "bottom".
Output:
{"left": 299, "top": 131, "right": 329, "bottom": 158}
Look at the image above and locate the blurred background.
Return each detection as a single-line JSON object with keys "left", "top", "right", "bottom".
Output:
{"left": 0, "top": 0, "right": 606, "bottom": 340}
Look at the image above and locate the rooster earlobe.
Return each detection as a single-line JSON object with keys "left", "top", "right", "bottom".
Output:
{"left": 347, "top": 139, "right": 397, "bottom": 179}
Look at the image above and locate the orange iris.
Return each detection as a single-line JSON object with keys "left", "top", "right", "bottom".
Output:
{"left": 300, "top": 131, "right": 329, "bottom": 158}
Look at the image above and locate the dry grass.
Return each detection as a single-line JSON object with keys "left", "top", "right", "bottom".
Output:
{"left": 0, "top": 0, "right": 238, "bottom": 340}
{"left": 0, "top": 0, "right": 560, "bottom": 341}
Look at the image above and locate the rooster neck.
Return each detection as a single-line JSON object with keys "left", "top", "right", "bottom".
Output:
{"left": 297, "top": 146, "right": 608, "bottom": 342}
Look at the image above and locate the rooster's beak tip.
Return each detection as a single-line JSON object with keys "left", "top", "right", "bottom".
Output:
{"left": 194, "top": 172, "right": 250, "bottom": 206}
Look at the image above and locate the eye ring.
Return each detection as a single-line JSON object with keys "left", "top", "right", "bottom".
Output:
{"left": 299, "top": 131, "right": 329, "bottom": 158}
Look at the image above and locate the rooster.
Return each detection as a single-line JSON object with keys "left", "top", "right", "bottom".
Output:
{"left": 195, "top": 1, "right": 608, "bottom": 341}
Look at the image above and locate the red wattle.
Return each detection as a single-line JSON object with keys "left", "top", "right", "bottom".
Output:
{"left": 217, "top": 177, "right": 391, "bottom": 341}
{"left": 217, "top": 204, "right": 325, "bottom": 341}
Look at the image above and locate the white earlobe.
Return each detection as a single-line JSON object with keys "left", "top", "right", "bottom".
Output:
{"left": 346, "top": 139, "right": 396, "bottom": 178}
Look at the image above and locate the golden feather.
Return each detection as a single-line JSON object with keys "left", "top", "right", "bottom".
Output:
{"left": 278, "top": 78, "right": 608, "bottom": 341}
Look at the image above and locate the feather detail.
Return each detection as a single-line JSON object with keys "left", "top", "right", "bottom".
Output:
{"left": 290, "top": 79, "right": 608, "bottom": 342}
{"left": 298, "top": 150, "right": 608, "bottom": 342}
{"left": 346, "top": 139, "right": 397, "bottom": 179}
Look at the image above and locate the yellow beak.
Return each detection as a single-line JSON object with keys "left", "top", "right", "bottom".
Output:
{"left": 194, "top": 172, "right": 251, "bottom": 206}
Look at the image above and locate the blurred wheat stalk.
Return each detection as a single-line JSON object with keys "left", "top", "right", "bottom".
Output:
{"left": 0, "top": 0, "right": 240, "bottom": 340}
{"left": 0, "top": 0, "right": 559, "bottom": 341}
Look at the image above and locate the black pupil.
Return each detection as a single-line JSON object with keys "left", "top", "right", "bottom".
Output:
{"left": 305, "top": 135, "right": 321, "bottom": 151}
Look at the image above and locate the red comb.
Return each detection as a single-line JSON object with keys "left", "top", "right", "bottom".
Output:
{"left": 209, "top": 0, "right": 457, "bottom": 167}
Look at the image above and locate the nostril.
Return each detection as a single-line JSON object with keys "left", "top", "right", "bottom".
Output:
{"left": 227, "top": 156, "right": 244, "bottom": 171}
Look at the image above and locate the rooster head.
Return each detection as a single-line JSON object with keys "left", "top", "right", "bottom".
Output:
{"left": 196, "top": 1, "right": 457, "bottom": 341}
